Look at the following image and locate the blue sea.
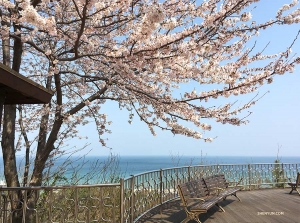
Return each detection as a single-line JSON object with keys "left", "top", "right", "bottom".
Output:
{"left": 52, "top": 155, "right": 300, "bottom": 181}
{"left": 1, "top": 155, "right": 300, "bottom": 185}
{"left": 115, "top": 156, "right": 300, "bottom": 175}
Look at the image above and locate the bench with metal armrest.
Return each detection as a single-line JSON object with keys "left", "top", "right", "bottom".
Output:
{"left": 177, "top": 179, "right": 225, "bottom": 223}
{"left": 203, "top": 174, "right": 243, "bottom": 201}
{"left": 288, "top": 172, "right": 300, "bottom": 195}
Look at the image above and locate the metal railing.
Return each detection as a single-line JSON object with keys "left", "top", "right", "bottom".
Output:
{"left": 0, "top": 183, "right": 122, "bottom": 223}
{"left": 0, "top": 163, "right": 299, "bottom": 223}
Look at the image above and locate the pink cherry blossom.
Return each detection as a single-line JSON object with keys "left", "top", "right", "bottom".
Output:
{"left": 0, "top": 0, "right": 299, "bottom": 189}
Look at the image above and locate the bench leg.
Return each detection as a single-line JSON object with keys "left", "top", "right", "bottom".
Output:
{"left": 233, "top": 193, "right": 241, "bottom": 201}
{"left": 288, "top": 186, "right": 300, "bottom": 195}
{"left": 181, "top": 217, "right": 193, "bottom": 223}
{"left": 181, "top": 215, "right": 202, "bottom": 223}
{"left": 223, "top": 193, "right": 241, "bottom": 201}
{"left": 216, "top": 203, "right": 225, "bottom": 212}
{"left": 181, "top": 211, "right": 202, "bottom": 223}
{"left": 191, "top": 215, "right": 202, "bottom": 223}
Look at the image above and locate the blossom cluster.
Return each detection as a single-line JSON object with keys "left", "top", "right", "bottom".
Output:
{"left": 1, "top": 0, "right": 299, "bottom": 151}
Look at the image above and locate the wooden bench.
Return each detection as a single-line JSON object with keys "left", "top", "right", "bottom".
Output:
{"left": 177, "top": 178, "right": 225, "bottom": 223}
{"left": 288, "top": 172, "right": 300, "bottom": 195}
{"left": 203, "top": 174, "right": 242, "bottom": 201}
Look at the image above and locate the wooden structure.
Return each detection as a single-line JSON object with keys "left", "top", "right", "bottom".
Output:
{"left": 0, "top": 63, "right": 53, "bottom": 104}
{"left": 0, "top": 63, "right": 53, "bottom": 130}
{"left": 177, "top": 179, "right": 225, "bottom": 223}
{"left": 203, "top": 174, "right": 242, "bottom": 201}
{"left": 136, "top": 188, "right": 300, "bottom": 223}
{"left": 177, "top": 175, "right": 243, "bottom": 223}
{"left": 288, "top": 172, "right": 300, "bottom": 195}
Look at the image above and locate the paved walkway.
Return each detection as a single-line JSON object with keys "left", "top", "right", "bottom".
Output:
{"left": 136, "top": 188, "right": 300, "bottom": 223}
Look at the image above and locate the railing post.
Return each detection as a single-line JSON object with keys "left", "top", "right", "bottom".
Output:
{"left": 159, "top": 169, "right": 163, "bottom": 216}
{"left": 159, "top": 169, "right": 163, "bottom": 206}
{"left": 22, "top": 189, "right": 27, "bottom": 223}
{"left": 188, "top": 166, "right": 191, "bottom": 182}
{"left": 248, "top": 164, "right": 251, "bottom": 191}
{"left": 0, "top": 189, "right": 8, "bottom": 223}
{"left": 120, "top": 178, "right": 124, "bottom": 223}
{"left": 75, "top": 187, "right": 78, "bottom": 221}
{"left": 281, "top": 163, "right": 285, "bottom": 188}
{"left": 130, "top": 175, "right": 135, "bottom": 223}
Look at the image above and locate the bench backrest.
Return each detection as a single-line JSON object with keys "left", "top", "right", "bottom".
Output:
{"left": 203, "top": 174, "right": 228, "bottom": 192}
{"left": 177, "top": 179, "right": 209, "bottom": 207}
{"left": 296, "top": 172, "right": 300, "bottom": 186}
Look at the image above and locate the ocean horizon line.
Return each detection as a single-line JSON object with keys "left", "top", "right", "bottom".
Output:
{"left": 81, "top": 154, "right": 300, "bottom": 158}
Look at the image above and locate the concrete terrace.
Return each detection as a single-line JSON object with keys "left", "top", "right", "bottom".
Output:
{"left": 136, "top": 188, "right": 300, "bottom": 223}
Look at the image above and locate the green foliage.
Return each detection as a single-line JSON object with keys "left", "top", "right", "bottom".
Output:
{"left": 43, "top": 153, "right": 125, "bottom": 186}
{"left": 273, "top": 159, "right": 285, "bottom": 188}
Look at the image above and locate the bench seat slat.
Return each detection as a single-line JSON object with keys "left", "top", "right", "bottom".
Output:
{"left": 203, "top": 174, "right": 242, "bottom": 201}
{"left": 177, "top": 178, "right": 225, "bottom": 223}
{"left": 178, "top": 175, "right": 241, "bottom": 223}
{"left": 190, "top": 196, "right": 223, "bottom": 211}
{"left": 219, "top": 187, "right": 241, "bottom": 196}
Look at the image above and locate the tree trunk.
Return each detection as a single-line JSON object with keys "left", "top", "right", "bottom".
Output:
{"left": 2, "top": 105, "right": 19, "bottom": 187}
{"left": 1, "top": 17, "right": 27, "bottom": 222}
{"left": 1, "top": 105, "right": 23, "bottom": 223}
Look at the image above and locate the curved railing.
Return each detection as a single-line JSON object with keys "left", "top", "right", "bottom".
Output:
{"left": 122, "top": 162, "right": 300, "bottom": 222}
{"left": 0, "top": 163, "right": 299, "bottom": 223}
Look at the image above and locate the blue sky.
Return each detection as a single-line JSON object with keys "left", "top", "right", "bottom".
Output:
{"left": 73, "top": 0, "right": 300, "bottom": 158}
{"left": 80, "top": 71, "right": 300, "bottom": 157}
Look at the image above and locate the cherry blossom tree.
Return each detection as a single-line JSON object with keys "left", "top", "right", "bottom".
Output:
{"left": 0, "top": 0, "right": 299, "bottom": 221}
